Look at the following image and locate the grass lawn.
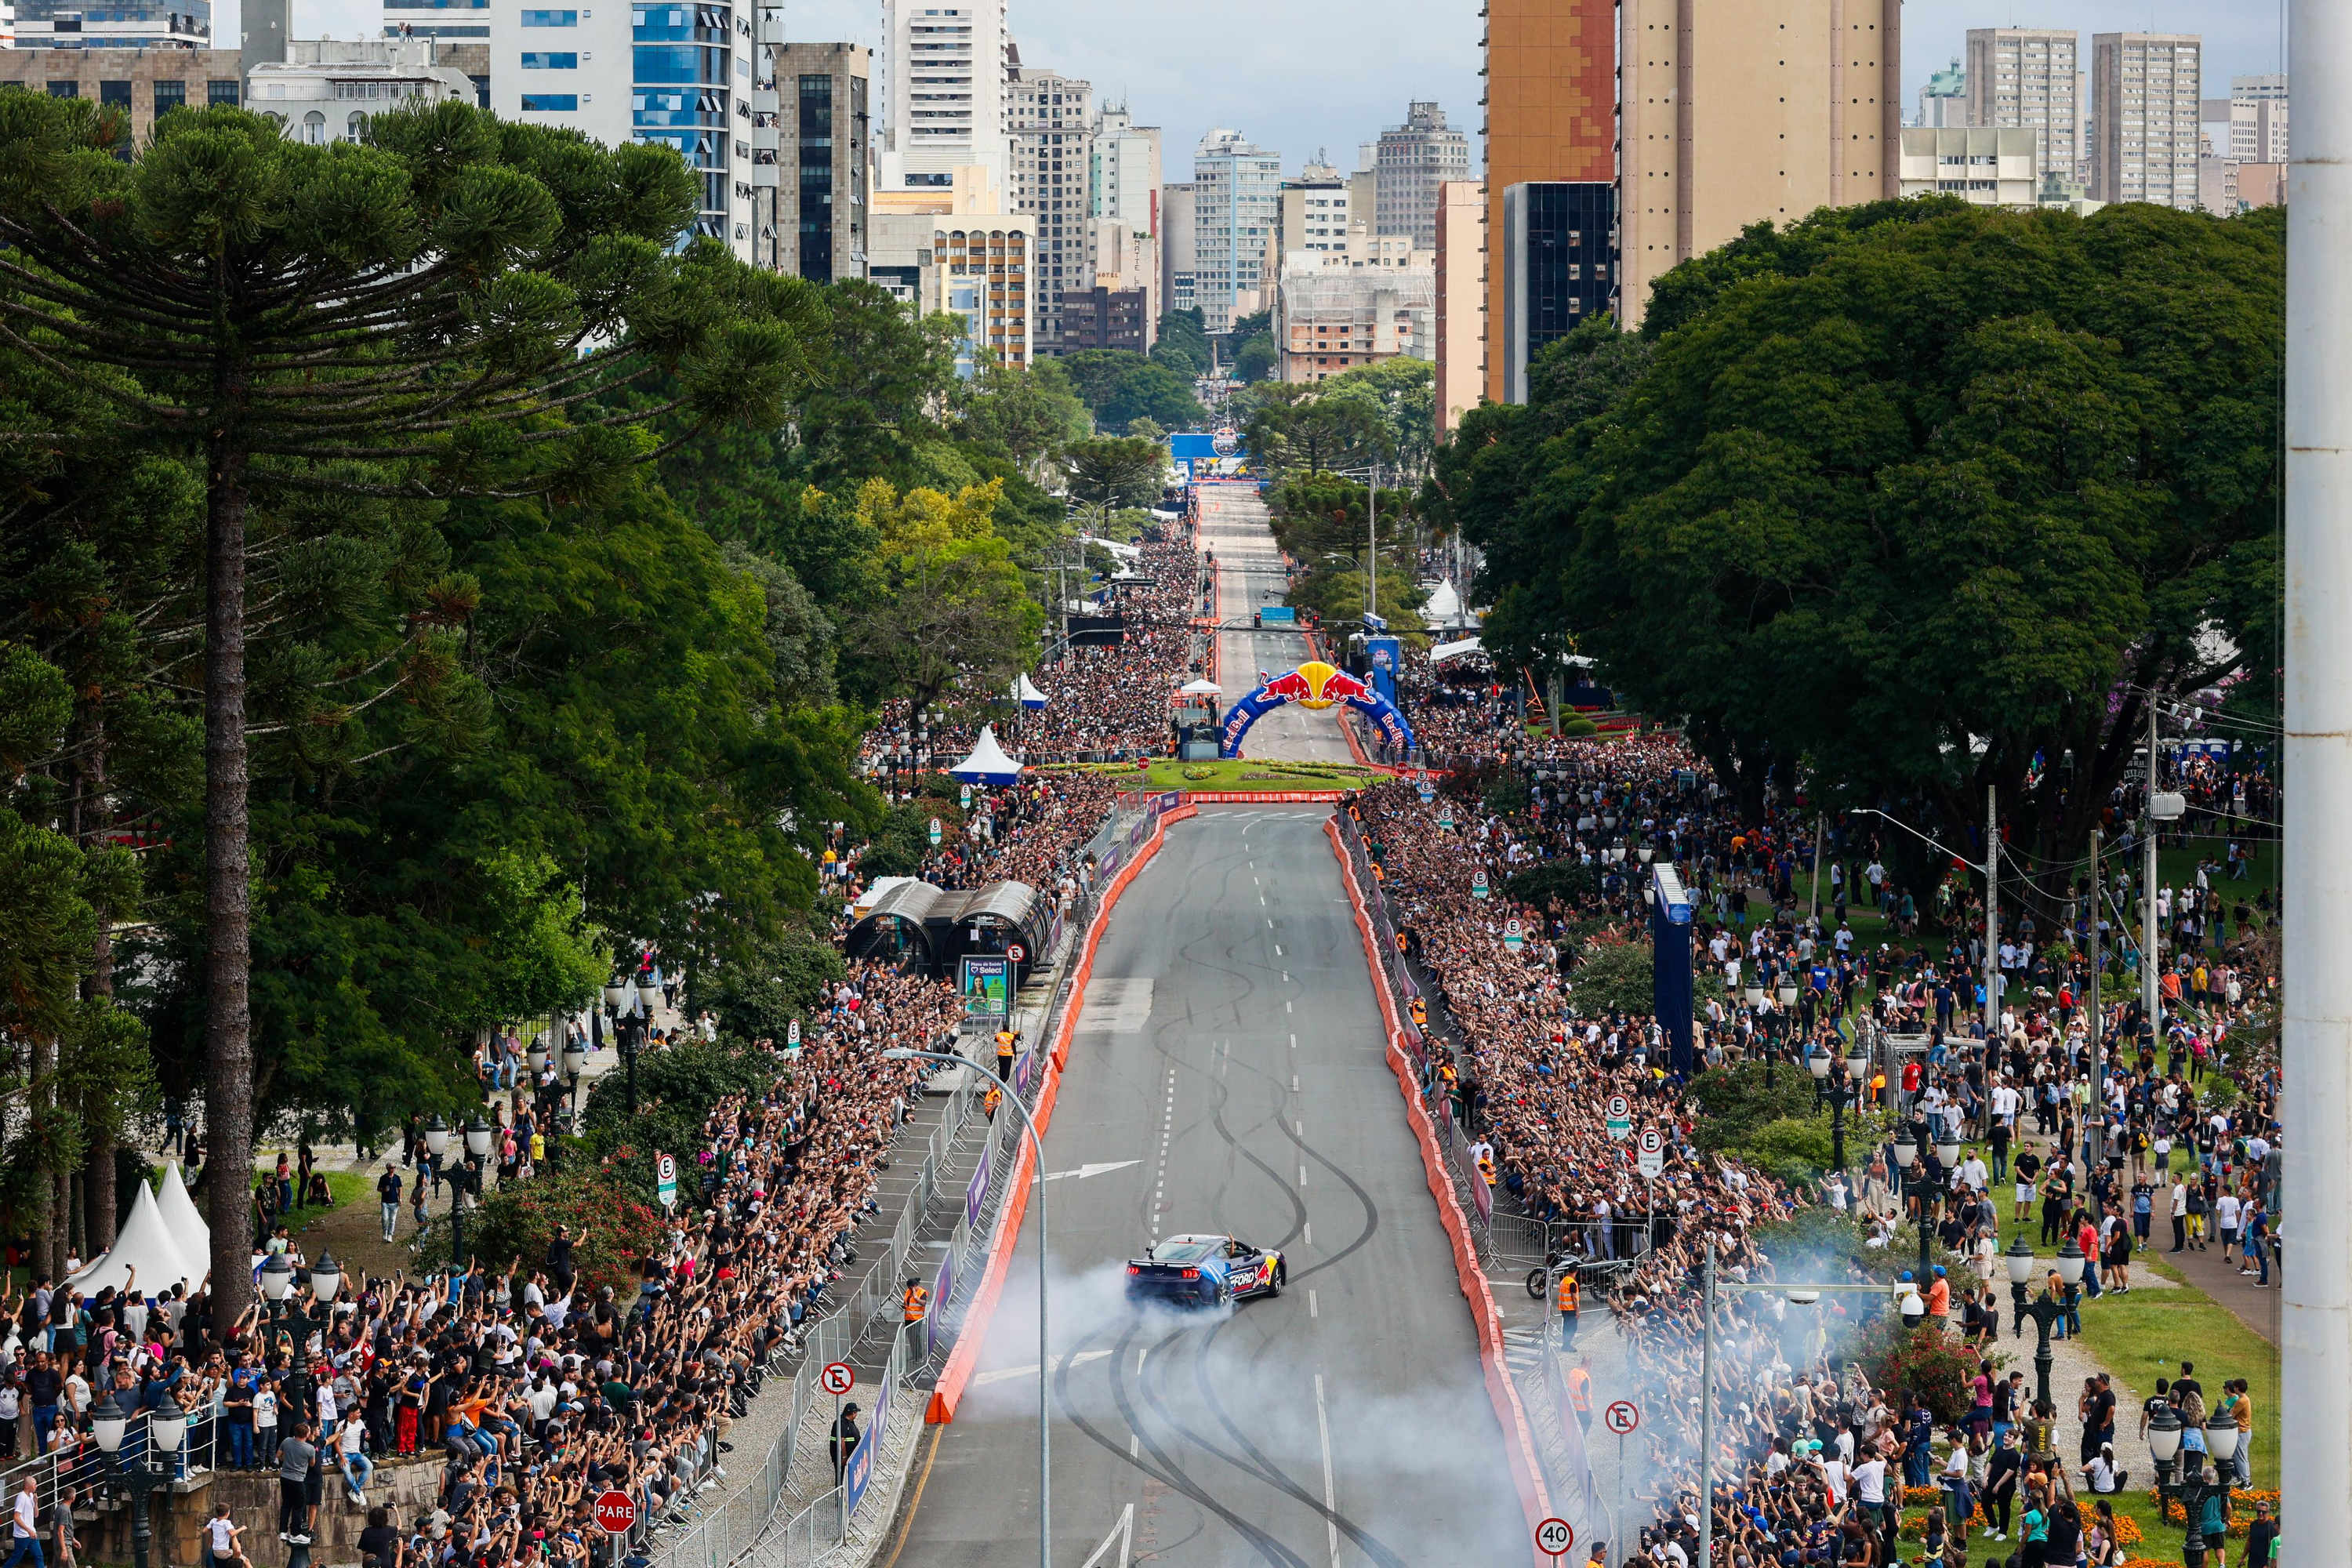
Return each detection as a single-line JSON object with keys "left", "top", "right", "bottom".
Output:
{"left": 267, "top": 1166, "right": 372, "bottom": 1235}
{"left": 2073, "top": 1267, "right": 2278, "bottom": 1497}
{"left": 1138, "top": 757, "right": 1379, "bottom": 792}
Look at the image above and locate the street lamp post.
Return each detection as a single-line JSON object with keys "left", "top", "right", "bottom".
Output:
{"left": 885, "top": 1045, "right": 1054, "bottom": 1568}
{"left": 1806, "top": 1050, "right": 1857, "bottom": 1176}
{"left": 93, "top": 1409, "right": 187, "bottom": 1568}
{"left": 2003, "top": 1235, "right": 2085, "bottom": 1419}
{"left": 2148, "top": 1406, "right": 2241, "bottom": 1568}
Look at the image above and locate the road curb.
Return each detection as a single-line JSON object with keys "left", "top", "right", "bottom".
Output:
{"left": 1323, "top": 815, "right": 1556, "bottom": 1549}
{"left": 924, "top": 802, "right": 1200, "bottom": 1423}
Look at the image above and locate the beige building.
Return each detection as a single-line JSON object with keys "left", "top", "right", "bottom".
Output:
{"left": 1965, "top": 29, "right": 2082, "bottom": 187}
{"left": 2091, "top": 33, "right": 2202, "bottom": 210}
{"left": 1616, "top": 0, "right": 1900, "bottom": 330}
{"left": 1275, "top": 254, "right": 1434, "bottom": 384}
{"left": 869, "top": 166, "right": 1036, "bottom": 368}
{"left": 1897, "top": 127, "right": 2038, "bottom": 209}
{"left": 1277, "top": 160, "right": 1355, "bottom": 263}
{"left": 0, "top": 47, "right": 243, "bottom": 143}
{"left": 1433, "top": 180, "right": 1482, "bottom": 436}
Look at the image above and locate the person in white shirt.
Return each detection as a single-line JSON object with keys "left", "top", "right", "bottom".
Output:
{"left": 336, "top": 1410, "right": 372, "bottom": 1504}
{"left": 8, "top": 1477, "right": 40, "bottom": 1568}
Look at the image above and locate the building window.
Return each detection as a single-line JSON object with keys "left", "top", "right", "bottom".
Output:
{"left": 347, "top": 111, "right": 368, "bottom": 140}
{"left": 520, "top": 7, "right": 579, "bottom": 20}
{"left": 48, "top": 82, "right": 80, "bottom": 100}
{"left": 153, "top": 79, "right": 187, "bottom": 118}
{"left": 302, "top": 110, "right": 327, "bottom": 143}
{"left": 521, "top": 52, "right": 579, "bottom": 68}
{"left": 521, "top": 93, "right": 580, "bottom": 111}
{"left": 209, "top": 78, "right": 241, "bottom": 106}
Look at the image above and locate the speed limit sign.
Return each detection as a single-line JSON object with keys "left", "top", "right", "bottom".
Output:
{"left": 1605, "top": 1399, "right": 1642, "bottom": 1435}
{"left": 819, "top": 1361, "right": 856, "bottom": 1397}
{"left": 1535, "top": 1517, "right": 1574, "bottom": 1559}
{"left": 1007, "top": 942, "right": 1026, "bottom": 964}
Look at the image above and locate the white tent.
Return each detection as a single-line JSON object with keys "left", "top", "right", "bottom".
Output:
{"left": 1421, "top": 579, "right": 1470, "bottom": 629}
{"left": 1076, "top": 534, "right": 1144, "bottom": 560}
{"left": 64, "top": 1181, "right": 195, "bottom": 1298}
{"left": 156, "top": 1160, "right": 211, "bottom": 1262}
{"left": 1430, "top": 637, "right": 1484, "bottom": 664}
{"left": 1178, "top": 677, "right": 1222, "bottom": 695}
{"left": 1011, "top": 673, "right": 1050, "bottom": 710}
{"left": 949, "top": 724, "right": 1025, "bottom": 786}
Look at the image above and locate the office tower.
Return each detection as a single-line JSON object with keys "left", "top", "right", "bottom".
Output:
{"left": 1480, "top": 0, "right": 1613, "bottom": 401}
{"left": 1965, "top": 28, "right": 2080, "bottom": 181}
{"left": 1617, "top": 0, "right": 1900, "bottom": 332}
{"left": 2229, "top": 73, "right": 2288, "bottom": 163}
{"left": 1161, "top": 180, "right": 1198, "bottom": 318}
{"left": 1432, "top": 180, "right": 1480, "bottom": 436}
{"left": 773, "top": 42, "right": 869, "bottom": 282}
{"left": 1501, "top": 181, "right": 1613, "bottom": 402}
{"left": 869, "top": 166, "right": 1033, "bottom": 367}
{"left": 1091, "top": 105, "right": 1160, "bottom": 234}
{"left": 11, "top": 0, "right": 205, "bottom": 48}
{"left": 1374, "top": 100, "right": 1470, "bottom": 250}
{"left": 1007, "top": 65, "right": 1091, "bottom": 351}
{"left": 2092, "top": 32, "right": 2201, "bottom": 209}
{"left": 878, "top": 0, "right": 1009, "bottom": 194}
{"left": 1918, "top": 57, "right": 1966, "bottom": 127}
{"left": 1190, "top": 128, "right": 1281, "bottom": 332}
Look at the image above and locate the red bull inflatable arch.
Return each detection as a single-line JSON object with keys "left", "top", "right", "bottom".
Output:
{"left": 1219, "top": 660, "right": 1417, "bottom": 757}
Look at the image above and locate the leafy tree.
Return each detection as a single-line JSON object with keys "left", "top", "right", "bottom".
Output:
{"left": 1064, "top": 435, "right": 1164, "bottom": 510}
{"left": 956, "top": 357, "right": 1091, "bottom": 479}
{"left": 1241, "top": 381, "right": 1392, "bottom": 477}
{"left": 0, "top": 94, "right": 822, "bottom": 1314}
{"left": 840, "top": 478, "right": 1043, "bottom": 726}
{"left": 1687, "top": 1062, "right": 1835, "bottom": 1152}
{"left": 1152, "top": 307, "right": 1211, "bottom": 379}
{"left": 1319, "top": 357, "right": 1436, "bottom": 479}
{"left": 1503, "top": 862, "right": 1598, "bottom": 906}
{"left": 1058, "top": 349, "right": 1204, "bottom": 434}
{"left": 1226, "top": 309, "right": 1274, "bottom": 383}
{"left": 700, "top": 924, "right": 844, "bottom": 1045}
{"left": 782, "top": 280, "right": 960, "bottom": 492}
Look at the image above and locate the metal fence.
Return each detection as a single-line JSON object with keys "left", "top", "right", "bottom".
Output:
{"left": 0, "top": 1409, "right": 220, "bottom": 1529}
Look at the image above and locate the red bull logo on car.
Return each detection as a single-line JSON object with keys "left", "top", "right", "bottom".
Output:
{"left": 1218, "top": 662, "right": 1417, "bottom": 758}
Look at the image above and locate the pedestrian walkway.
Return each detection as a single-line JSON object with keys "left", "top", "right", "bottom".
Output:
{"left": 2152, "top": 1225, "right": 2278, "bottom": 1343}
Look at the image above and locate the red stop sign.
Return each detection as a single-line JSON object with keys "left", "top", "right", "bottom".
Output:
{"left": 594, "top": 1490, "right": 639, "bottom": 1534}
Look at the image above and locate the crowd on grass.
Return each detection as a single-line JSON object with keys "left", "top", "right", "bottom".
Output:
{"left": 1347, "top": 684, "right": 2285, "bottom": 1568}
{"left": 855, "top": 532, "right": 1203, "bottom": 771}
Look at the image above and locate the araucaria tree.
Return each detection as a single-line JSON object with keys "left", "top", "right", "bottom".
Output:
{"left": 0, "top": 94, "right": 817, "bottom": 1316}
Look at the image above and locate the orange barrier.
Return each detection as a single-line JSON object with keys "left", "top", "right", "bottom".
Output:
{"left": 927, "top": 802, "right": 1200, "bottom": 1423}
{"left": 1321, "top": 815, "right": 1555, "bottom": 1543}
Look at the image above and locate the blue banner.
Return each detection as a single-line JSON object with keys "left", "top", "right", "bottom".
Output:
{"left": 1219, "top": 660, "right": 1416, "bottom": 758}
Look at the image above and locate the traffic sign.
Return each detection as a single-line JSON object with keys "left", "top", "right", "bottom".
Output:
{"left": 1604, "top": 1399, "right": 1642, "bottom": 1436}
{"left": 819, "top": 1361, "right": 856, "bottom": 1398}
{"left": 1418, "top": 779, "right": 1435, "bottom": 804}
{"left": 1472, "top": 869, "right": 1490, "bottom": 900}
{"left": 1504, "top": 918, "right": 1524, "bottom": 953}
{"left": 1637, "top": 1126, "right": 1664, "bottom": 1179}
{"left": 593, "top": 1490, "right": 638, "bottom": 1534}
{"left": 1536, "top": 1517, "right": 1574, "bottom": 1559}
{"left": 1007, "top": 942, "right": 1026, "bottom": 964}
{"left": 928, "top": 816, "right": 943, "bottom": 847}
{"left": 655, "top": 1152, "right": 677, "bottom": 1210}
{"left": 1605, "top": 1093, "right": 1632, "bottom": 1141}
{"left": 786, "top": 1018, "right": 801, "bottom": 1052}
{"left": 960, "top": 784, "right": 972, "bottom": 809}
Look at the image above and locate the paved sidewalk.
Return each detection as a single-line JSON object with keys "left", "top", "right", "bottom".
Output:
{"left": 2149, "top": 1225, "right": 2278, "bottom": 1343}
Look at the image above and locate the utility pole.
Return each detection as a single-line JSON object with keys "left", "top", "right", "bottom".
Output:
{"left": 1984, "top": 784, "right": 1999, "bottom": 1033}
{"left": 2086, "top": 826, "right": 2103, "bottom": 1167}
{"left": 1808, "top": 813, "right": 1825, "bottom": 930}
{"left": 2282, "top": 1, "right": 2352, "bottom": 1549}
{"left": 1367, "top": 459, "right": 1379, "bottom": 622}
{"left": 2143, "top": 699, "right": 2161, "bottom": 1037}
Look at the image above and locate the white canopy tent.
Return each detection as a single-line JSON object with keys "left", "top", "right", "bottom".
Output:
{"left": 64, "top": 1181, "right": 196, "bottom": 1297}
{"left": 1420, "top": 579, "right": 1475, "bottom": 630}
{"left": 156, "top": 1160, "right": 211, "bottom": 1261}
{"left": 1076, "top": 534, "right": 1144, "bottom": 560}
{"left": 1011, "top": 673, "right": 1050, "bottom": 710}
{"left": 949, "top": 724, "right": 1025, "bottom": 786}
{"left": 1429, "top": 637, "right": 1484, "bottom": 664}
{"left": 1178, "top": 677, "right": 1222, "bottom": 695}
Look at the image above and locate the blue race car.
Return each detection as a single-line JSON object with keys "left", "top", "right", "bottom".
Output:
{"left": 1125, "top": 1234, "right": 1286, "bottom": 1307}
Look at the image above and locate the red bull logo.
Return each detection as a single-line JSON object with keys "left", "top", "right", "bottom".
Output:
{"left": 1261, "top": 660, "right": 1365, "bottom": 710}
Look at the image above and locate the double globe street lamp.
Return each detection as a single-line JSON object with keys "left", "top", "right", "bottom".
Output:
{"left": 424, "top": 1111, "right": 496, "bottom": 1265}
{"left": 2003, "top": 1234, "right": 2087, "bottom": 1419}
{"left": 91, "top": 1408, "right": 187, "bottom": 1568}
{"left": 2147, "top": 1403, "right": 2244, "bottom": 1568}
{"left": 604, "top": 971, "right": 665, "bottom": 1116}
{"left": 1889, "top": 1119, "right": 1962, "bottom": 1287}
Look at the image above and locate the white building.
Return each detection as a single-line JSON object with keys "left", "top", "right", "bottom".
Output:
{"left": 2228, "top": 73, "right": 2287, "bottom": 163}
{"left": 1965, "top": 29, "right": 2080, "bottom": 187}
{"left": 2092, "top": 32, "right": 2201, "bottom": 210}
{"left": 248, "top": 36, "right": 472, "bottom": 143}
{"left": 1918, "top": 57, "right": 1967, "bottom": 128}
{"left": 12, "top": 0, "right": 206, "bottom": 48}
{"left": 877, "top": 0, "right": 1008, "bottom": 196}
{"left": 1160, "top": 180, "right": 1198, "bottom": 318}
{"left": 1897, "top": 127, "right": 2038, "bottom": 208}
{"left": 1189, "top": 127, "right": 1280, "bottom": 332}
{"left": 1007, "top": 65, "right": 1091, "bottom": 352}
{"left": 1371, "top": 101, "right": 1467, "bottom": 251}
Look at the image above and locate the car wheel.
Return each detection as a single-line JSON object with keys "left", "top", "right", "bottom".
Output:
{"left": 1215, "top": 1278, "right": 1233, "bottom": 1308}
{"left": 1266, "top": 1261, "right": 1284, "bottom": 1298}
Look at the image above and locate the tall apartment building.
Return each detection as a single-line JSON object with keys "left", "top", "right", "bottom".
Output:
{"left": 2229, "top": 74, "right": 2288, "bottom": 162}
{"left": 1277, "top": 158, "right": 1353, "bottom": 263}
{"left": 1007, "top": 66, "right": 1094, "bottom": 352}
{"left": 1918, "top": 57, "right": 1967, "bottom": 127}
{"left": 11, "top": 0, "right": 206, "bottom": 49}
{"left": 1374, "top": 100, "right": 1469, "bottom": 250}
{"left": 0, "top": 44, "right": 240, "bottom": 136}
{"left": 1965, "top": 28, "right": 2080, "bottom": 184}
{"left": 772, "top": 42, "right": 869, "bottom": 283}
{"left": 877, "top": 0, "right": 1008, "bottom": 194}
{"left": 2091, "top": 32, "right": 2201, "bottom": 209}
{"left": 1617, "top": 0, "right": 1900, "bottom": 332}
{"left": 1086, "top": 105, "right": 1160, "bottom": 335}
{"left": 1190, "top": 128, "right": 1281, "bottom": 332}
{"left": 1480, "top": 0, "right": 1614, "bottom": 402}
{"left": 374, "top": 0, "right": 778, "bottom": 263}
{"left": 1161, "top": 180, "right": 1198, "bottom": 318}
{"left": 1432, "top": 180, "right": 1481, "bottom": 436}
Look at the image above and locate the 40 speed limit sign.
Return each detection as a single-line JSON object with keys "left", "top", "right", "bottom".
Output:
{"left": 1535, "top": 1516, "right": 1574, "bottom": 1559}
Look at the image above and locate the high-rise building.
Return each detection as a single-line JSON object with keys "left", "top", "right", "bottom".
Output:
{"left": 2229, "top": 73, "right": 2288, "bottom": 163}
{"left": 877, "top": 0, "right": 1009, "bottom": 194}
{"left": 772, "top": 42, "right": 869, "bottom": 283}
{"left": 11, "top": 0, "right": 206, "bottom": 48}
{"left": 1007, "top": 66, "right": 1091, "bottom": 351}
{"left": 869, "top": 165, "right": 1034, "bottom": 367}
{"left": 1160, "top": 180, "right": 1198, "bottom": 318}
{"left": 1277, "top": 157, "right": 1353, "bottom": 264}
{"left": 1276, "top": 257, "right": 1433, "bottom": 383}
{"left": 1087, "top": 105, "right": 1160, "bottom": 336}
{"left": 1501, "top": 181, "right": 1613, "bottom": 402}
{"left": 2091, "top": 32, "right": 2201, "bottom": 209}
{"left": 1432, "top": 179, "right": 1481, "bottom": 437}
{"left": 1480, "top": 0, "right": 1613, "bottom": 403}
{"left": 1374, "top": 100, "right": 1469, "bottom": 250}
{"left": 1617, "top": 0, "right": 1900, "bottom": 332}
{"left": 1918, "top": 57, "right": 1967, "bottom": 127}
{"left": 1965, "top": 28, "right": 2080, "bottom": 183}
{"left": 1190, "top": 128, "right": 1280, "bottom": 332}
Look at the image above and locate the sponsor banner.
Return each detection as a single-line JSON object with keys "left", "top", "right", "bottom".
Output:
{"left": 927, "top": 1250, "right": 954, "bottom": 1359}
{"left": 965, "top": 1141, "right": 992, "bottom": 1229}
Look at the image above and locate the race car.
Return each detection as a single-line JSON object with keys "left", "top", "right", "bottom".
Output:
{"left": 1125, "top": 1234, "right": 1286, "bottom": 1307}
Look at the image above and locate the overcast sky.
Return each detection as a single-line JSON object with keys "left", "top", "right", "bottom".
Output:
{"left": 270, "top": 0, "right": 2288, "bottom": 180}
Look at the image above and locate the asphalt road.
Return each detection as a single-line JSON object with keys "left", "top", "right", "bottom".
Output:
{"left": 882, "top": 808, "right": 1531, "bottom": 1567}
{"left": 1197, "top": 486, "right": 1356, "bottom": 765}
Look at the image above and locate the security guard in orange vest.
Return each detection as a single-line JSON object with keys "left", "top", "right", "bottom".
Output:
{"left": 902, "top": 1277, "right": 930, "bottom": 1323}
{"left": 1564, "top": 1356, "right": 1594, "bottom": 1423}
{"left": 995, "top": 1029, "right": 1018, "bottom": 1081}
{"left": 1410, "top": 996, "right": 1427, "bottom": 1029}
{"left": 983, "top": 1083, "right": 1003, "bottom": 1120}
{"left": 1555, "top": 1265, "right": 1581, "bottom": 1346}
